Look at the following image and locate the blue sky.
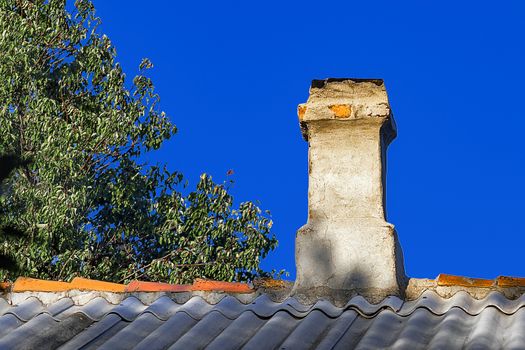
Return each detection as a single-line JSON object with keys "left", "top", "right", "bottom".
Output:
{"left": 92, "top": 0, "right": 525, "bottom": 280}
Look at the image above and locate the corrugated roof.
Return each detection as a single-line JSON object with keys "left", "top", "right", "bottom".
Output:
{"left": 1, "top": 289, "right": 525, "bottom": 349}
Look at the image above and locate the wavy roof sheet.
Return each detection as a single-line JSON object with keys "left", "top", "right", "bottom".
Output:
{"left": 1, "top": 290, "right": 524, "bottom": 349}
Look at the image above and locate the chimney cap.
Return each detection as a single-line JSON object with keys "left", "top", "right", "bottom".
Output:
{"left": 298, "top": 78, "right": 393, "bottom": 140}
{"left": 310, "top": 78, "right": 384, "bottom": 89}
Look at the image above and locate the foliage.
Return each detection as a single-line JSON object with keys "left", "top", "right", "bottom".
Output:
{"left": 0, "top": 154, "right": 29, "bottom": 271}
{"left": 0, "top": 0, "right": 278, "bottom": 283}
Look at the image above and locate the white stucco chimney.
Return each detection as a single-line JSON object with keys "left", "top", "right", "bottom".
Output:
{"left": 293, "top": 78, "right": 406, "bottom": 302}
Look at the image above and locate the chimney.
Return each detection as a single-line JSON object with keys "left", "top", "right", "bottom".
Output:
{"left": 293, "top": 78, "right": 406, "bottom": 302}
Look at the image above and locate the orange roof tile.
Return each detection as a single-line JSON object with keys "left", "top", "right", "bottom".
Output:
{"left": 12, "top": 277, "right": 72, "bottom": 292}
{"left": 435, "top": 274, "right": 525, "bottom": 288}
{"left": 496, "top": 276, "right": 525, "bottom": 288}
{"left": 126, "top": 280, "right": 192, "bottom": 293}
{"left": 9, "top": 276, "right": 253, "bottom": 293}
{"left": 70, "top": 277, "right": 126, "bottom": 292}
{"left": 436, "top": 274, "right": 494, "bottom": 288}
{"left": 12, "top": 274, "right": 525, "bottom": 294}
{"left": 254, "top": 278, "right": 287, "bottom": 289}
{"left": 192, "top": 278, "right": 253, "bottom": 293}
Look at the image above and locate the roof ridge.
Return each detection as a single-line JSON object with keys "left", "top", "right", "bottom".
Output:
{"left": 2, "top": 276, "right": 254, "bottom": 294}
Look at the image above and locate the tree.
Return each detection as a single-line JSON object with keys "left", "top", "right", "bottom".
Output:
{"left": 0, "top": 154, "right": 29, "bottom": 271}
{"left": 0, "top": 0, "right": 278, "bottom": 283}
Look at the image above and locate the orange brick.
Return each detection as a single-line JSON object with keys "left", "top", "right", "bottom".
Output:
{"left": 298, "top": 105, "right": 307, "bottom": 121}
{"left": 126, "top": 280, "right": 192, "bottom": 293}
{"left": 436, "top": 274, "right": 494, "bottom": 288}
{"left": 496, "top": 276, "right": 525, "bottom": 288}
{"left": 329, "top": 104, "right": 352, "bottom": 119}
{"left": 70, "top": 277, "right": 126, "bottom": 292}
{"left": 191, "top": 279, "right": 253, "bottom": 293}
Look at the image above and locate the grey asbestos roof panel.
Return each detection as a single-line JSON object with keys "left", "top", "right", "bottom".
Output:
{"left": 0, "top": 291, "right": 524, "bottom": 349}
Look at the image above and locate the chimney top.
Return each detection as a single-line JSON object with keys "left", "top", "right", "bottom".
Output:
{"left": 297, "top": 78, "right": 395, "bottom": 142}
{"left": 310, "top": 77, "right": 384, "bottom": 88}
